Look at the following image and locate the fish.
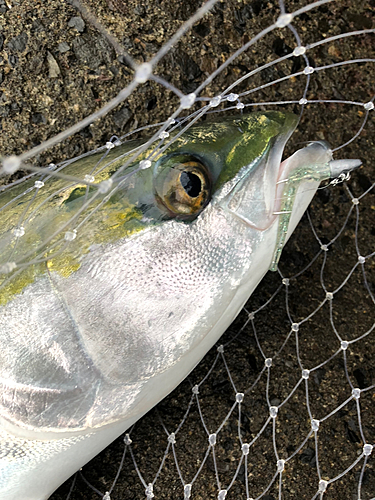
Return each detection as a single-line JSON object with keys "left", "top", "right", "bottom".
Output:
{"left": 0, "top": 111, "right": 361, "bottom": 500}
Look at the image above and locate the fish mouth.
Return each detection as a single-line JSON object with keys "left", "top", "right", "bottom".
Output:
{"left": 222, "top": 138, "right": 333, "bottom": 234}
{"left": 220, "top": 133, "right": 361, "bottom": 271}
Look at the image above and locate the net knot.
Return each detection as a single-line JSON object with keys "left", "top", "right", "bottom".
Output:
{"left": 242, "top": 443, "right": 250, "bottom": 455}
{"left": 139, "top": 159, "right": 152, "bottom": 170}
{"left": 180, "top": 93, "right": 196, "bottom": 109}
{"left": 311, "top": 419, "right": 320, "bottom": 432}
{"left": 13, "top": 226, "right": 25, "bottom": 238}
{"left": 276, "top": 13, "right": 293, "bottom": 28}
{"left": 302, "top": 369, "right": 310, "bottom": 380}
{"left": 318, "top": 480, "right": 328, "bottom": 492}
{"left": 135, "top": 62, "right": 152, "bottom": 83}
{"left": 236, "top": 393, "right": 244, "bottom": 403}
{"left": 269, "top": 406, "right": 278, "bottom": 418}
{"left": 352, "top": 388, "right": 361, "bottom": 399}
{"left": 340, "top": 340, "right": 349, "bottom": 350}
{"left": 98, "top": 179, "right": 113, "bottom": 194}
{"left": 64, "top": 230, "right": 77, "bottom": 242}
{"left": 184, "top": 484, "right": 192, "bottom": 499}
{"left": 209, "top": 433, "right": 217, "bottom": 446}
{"left": 363, "top": 444, "right": 373, "bottom": 456}
{"left": 277, "top": 459, "right": 285, "bottom": 472}
{"left": 209, "top": 96, "right": 221, "bottom": 107}
{"left": 145, "top": 483, "right": 154, "bottom": 499}
{"left": 303, "top": 66, "right": 314, "bottom": 75}
{"left": 0, "top": 262, "right": 17, "bottom": 274}
{"left": 265, "top": 358, "right": 272, "bottom": 368}
{"left": 364, "top": 101, "right": 374, "bottom": 111}
{"left": 124, "top": 434, "right": 132, "bottom": 445}
{"left": 168, "top": 432, "right": 176, "bottom": 444}
{"left": 84, "top": 174, "right": 95, "bottom": 184}
{"left": 293, "top": 46, "right": 306, "bottom": 56}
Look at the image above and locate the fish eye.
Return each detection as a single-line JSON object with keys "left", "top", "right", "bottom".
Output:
{"left": 153, "top": 155, "right": 212, "bottom": 219}
{"left": 180, "top": 170, "right": 202, "bottom": 197}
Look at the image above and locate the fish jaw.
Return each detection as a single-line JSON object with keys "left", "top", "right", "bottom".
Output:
{"left": 218, "top": 136, "right": 361, "bottom": 271}
{"left": 218, "top": 138, "right": 330, "bottom": 234}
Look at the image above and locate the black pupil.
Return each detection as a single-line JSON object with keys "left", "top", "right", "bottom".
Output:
{"left": 180, "top": 171, "right": 202, "bottom": 198}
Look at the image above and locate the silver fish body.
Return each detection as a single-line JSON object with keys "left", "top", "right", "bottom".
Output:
{"left": 0, "top": 113, "right": 360, "bottom": 499}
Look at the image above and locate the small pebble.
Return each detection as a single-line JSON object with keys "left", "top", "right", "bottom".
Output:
{"left": 47, "top": 51, "right": 61, "bottom": 78}
{"left": 7, "top": 32, "right": 28, "bottom": 52}
{"left": 58, "top": 42, "right": 70, "bottom": 53}
{"left": 68, "top": 16, "right": 85, "bottom": 33}
{"left": 112, "top": 106, "right": 132, "bottom": 130}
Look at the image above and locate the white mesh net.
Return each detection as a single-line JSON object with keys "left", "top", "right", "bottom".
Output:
{"left": 0, "top": 0, "right": 374, "bottom": 499}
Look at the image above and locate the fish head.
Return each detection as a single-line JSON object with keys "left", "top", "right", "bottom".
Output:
{"left": 147, "top": 112, "right": 334, "bottom": 274}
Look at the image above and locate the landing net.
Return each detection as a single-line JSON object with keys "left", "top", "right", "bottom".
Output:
{"left": 0, "top": 0, "right": 374, "bottom": 499}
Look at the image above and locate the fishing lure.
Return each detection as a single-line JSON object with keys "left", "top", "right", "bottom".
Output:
{"left": 0, "top": 112, "right": 360, "bottom": 499}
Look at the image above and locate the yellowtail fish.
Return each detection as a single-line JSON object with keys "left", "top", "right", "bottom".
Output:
{"left": 0, "top": 112, "right": 360, "bottom": 499}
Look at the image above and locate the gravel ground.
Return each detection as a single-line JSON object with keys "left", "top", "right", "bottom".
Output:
{"left": 0, "top": 0, "right": 374, "bottom": 499}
